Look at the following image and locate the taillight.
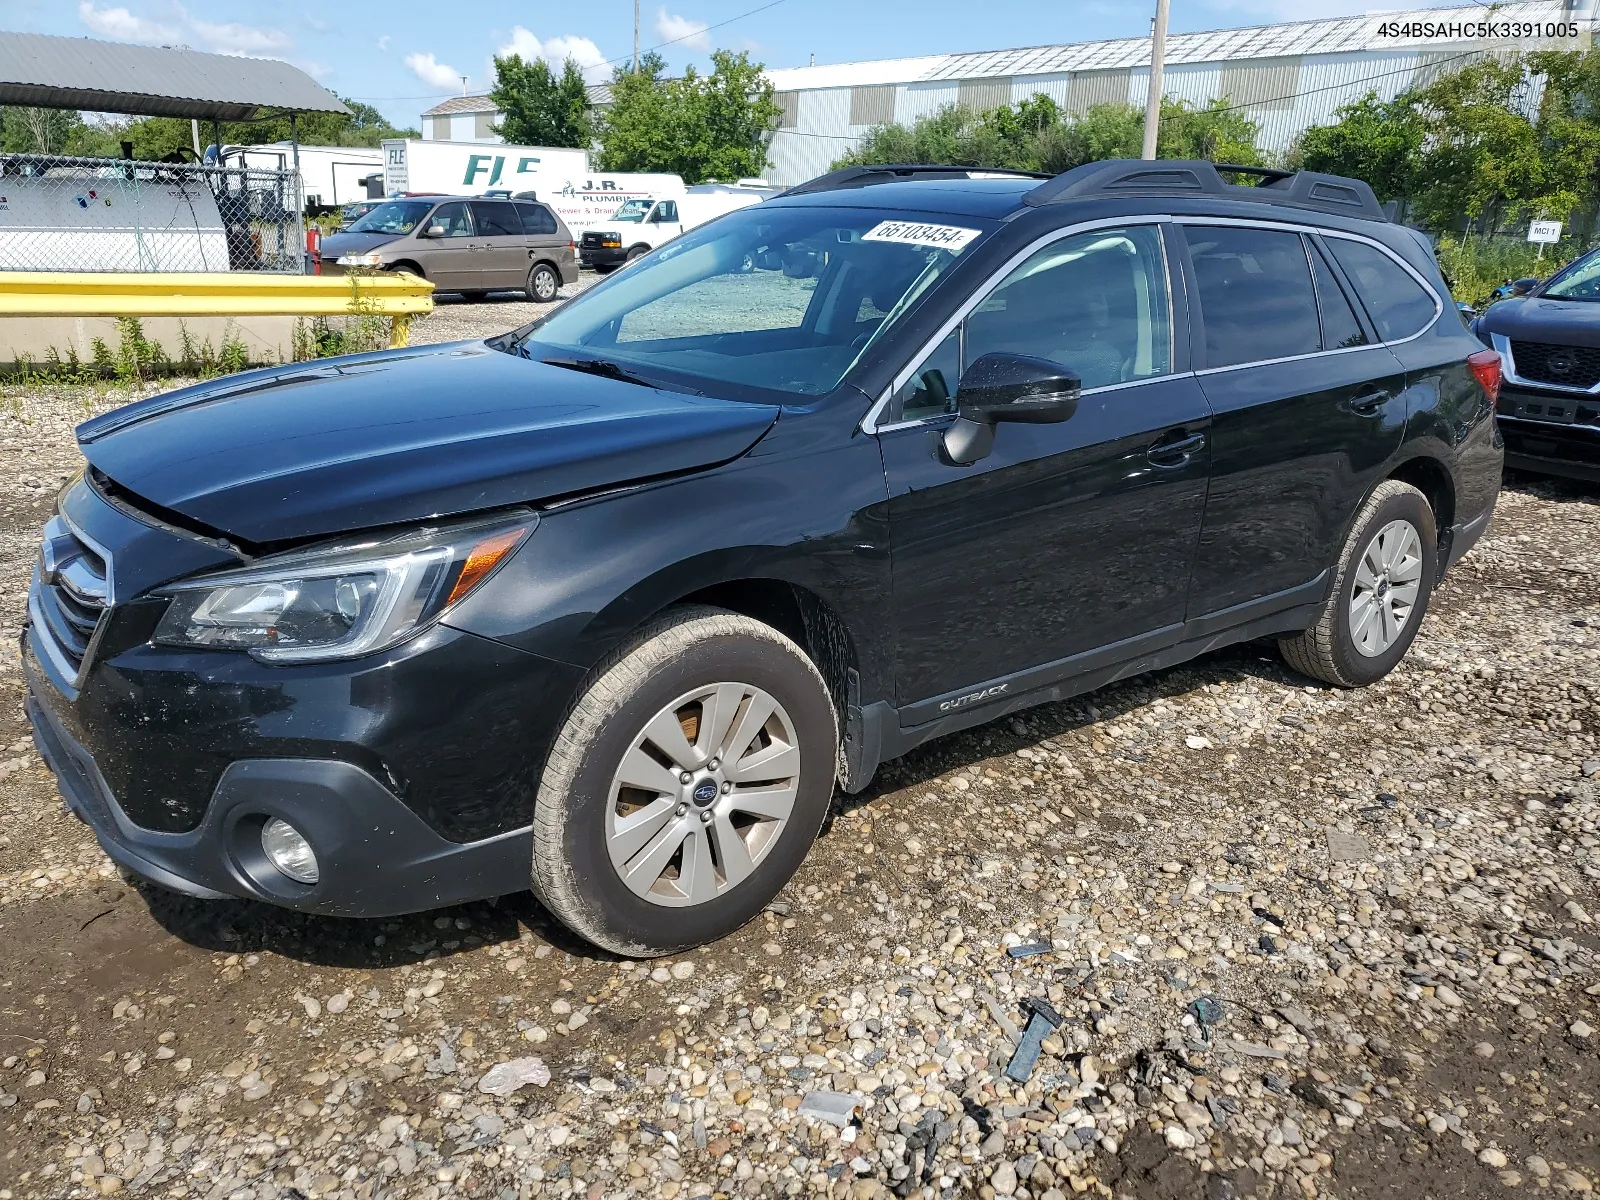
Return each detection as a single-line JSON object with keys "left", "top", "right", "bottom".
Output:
{"left": 1467, "top": 348, "right": 1502, "bottom": 404}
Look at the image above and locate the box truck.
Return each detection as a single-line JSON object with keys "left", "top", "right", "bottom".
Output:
{"left": 220, "top": 143, "right": 384, "bottom": 214}
{"left": 378, "top": 139, "right": 684, "bottom": 236}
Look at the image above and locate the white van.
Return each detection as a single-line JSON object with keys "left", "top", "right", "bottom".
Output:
{"left": 577, "top": 191, "right": 764, "bottom": 271}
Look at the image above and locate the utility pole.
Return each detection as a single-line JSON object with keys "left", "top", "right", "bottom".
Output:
{"left": 1140, "top": 0, "right": 1170, "bottom": 160}
{"left": 634, "top": 0, "right": 641, "bottom": 72}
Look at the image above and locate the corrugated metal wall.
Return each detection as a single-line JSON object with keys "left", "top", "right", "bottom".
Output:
{"left": 764, "top": 46, "right": 1488, "bottom": 185}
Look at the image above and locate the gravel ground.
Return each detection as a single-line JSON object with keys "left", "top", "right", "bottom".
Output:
{"left": 0, "top": 319, "right": 1597, "bottom": 1200}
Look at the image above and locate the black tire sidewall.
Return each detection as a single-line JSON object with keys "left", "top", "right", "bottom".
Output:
{"left": 557, "top": 634, "right": 835, "bottom": 953}
{"left": 1330, "top": 489, "right": 1437, "bottom": 685}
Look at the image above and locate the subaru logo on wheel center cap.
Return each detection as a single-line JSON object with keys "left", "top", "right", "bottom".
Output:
{"left": 692, "top": 780, "right": 718, "bottom": 805}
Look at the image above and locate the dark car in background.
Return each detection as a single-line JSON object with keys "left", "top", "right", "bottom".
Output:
{"left": 318, "top": 195, "right": 577, "bottom": 302}
{"left": 1474, "top": 246, "right": 1600, "bottom": 481}
{"left": 22, "top": 160, "right": 1501, "bottom": 956}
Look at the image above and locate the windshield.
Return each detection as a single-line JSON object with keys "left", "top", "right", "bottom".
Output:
{"left": 1540, "top": 250, "right": 1600, "bottom": 301}
{"left": 612, "top": 198, "right": 653, "bottom": 223}
{"left": 347, "top": 200, "right": 433, "bottom": 235}
{"left": 512, "top": 205, "right": 988, "bottom": 397}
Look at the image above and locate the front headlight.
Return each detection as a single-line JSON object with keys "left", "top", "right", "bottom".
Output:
{"left": 336, "top": 252, "right": 386, "bottom": 267}
{"left": 153, "top": 516, "right": 531, "bottom": 663}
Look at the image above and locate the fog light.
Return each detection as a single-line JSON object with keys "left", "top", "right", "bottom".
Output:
{"left": 261, "top": 817, "right": 319, "bottom": 884}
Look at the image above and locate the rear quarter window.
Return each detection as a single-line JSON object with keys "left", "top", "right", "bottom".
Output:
{"left": 1326, "top": 238, "right": 1439, "bottom": 341}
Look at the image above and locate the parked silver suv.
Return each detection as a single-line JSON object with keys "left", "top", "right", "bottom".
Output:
{"left": 319, "top": 196, "right": 577, "bottom": 301}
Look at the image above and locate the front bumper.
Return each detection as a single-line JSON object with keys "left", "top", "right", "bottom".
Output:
{"left": 1496, "top": 401, "right": 1600, "bottom": 483}
{"left": 580, "top": 244, "right": 626, "bottom": 268}
{"left": 24, "top": 644, "right": 550, "bottom": 917}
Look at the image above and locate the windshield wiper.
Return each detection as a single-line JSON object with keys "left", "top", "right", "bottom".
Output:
{"left": 541, "top": 355, "right": 699, "bottom": 394}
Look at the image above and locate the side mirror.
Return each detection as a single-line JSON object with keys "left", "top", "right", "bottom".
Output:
{"left": 1511, "top": 276, "right": 1540, "bottom": 296}
{"left": 942, "top": 352, "right": 1080, "bottom": 465}
{"left": 421, "top": 222, "right": 447, "bottom": 238}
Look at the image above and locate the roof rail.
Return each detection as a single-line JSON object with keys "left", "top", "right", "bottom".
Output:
{"left": 776, "top": 163, "right": 1052, "bottom": 198}
{"left": 1021, "top": 159, "right": 1387, "bottom": 222}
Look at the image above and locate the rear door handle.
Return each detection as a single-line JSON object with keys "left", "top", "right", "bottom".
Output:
{"left": 1147, "top": 432, "right": 1206, "bottom": 467}
{"left": 1349, "top": 389, "right": 1391, "bottom": 414}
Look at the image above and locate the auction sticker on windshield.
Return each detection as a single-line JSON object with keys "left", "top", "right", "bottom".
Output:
{"left": 862, "top": 220, "right": 981, "bottom": 252}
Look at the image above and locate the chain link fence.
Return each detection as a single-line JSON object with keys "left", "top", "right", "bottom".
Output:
{"left": 0, "top": 152, "right": 305, "bottom": 273}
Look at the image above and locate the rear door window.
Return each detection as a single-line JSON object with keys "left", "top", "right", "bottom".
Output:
{"left": 517, "top": 202, "right": 557, "bottom": 235}
{"left": 470, "top": 201, "right": 523, "bottom": 237}
{"left": 1310, "top": 242, "right": 1369, "bottom": 350}
{"left": 1187, "top": 226, "right": 1321, "bottom": 369}
{"left": 1325, "top": 238, "right": 1439, "bottom": 341}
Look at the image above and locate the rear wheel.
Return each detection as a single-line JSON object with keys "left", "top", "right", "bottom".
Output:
{"left": 1279, "top": 479, "right": 1437, "bottom": 687}
{"left": 530, "top": 607, "right": 837, "bottom": 956}
{"left": 526, "top": 262, "right": 560, "bottom": 302}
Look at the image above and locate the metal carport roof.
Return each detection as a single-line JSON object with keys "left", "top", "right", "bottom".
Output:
{"left": 0, "top": 31, "right": 348, "bottom": 121}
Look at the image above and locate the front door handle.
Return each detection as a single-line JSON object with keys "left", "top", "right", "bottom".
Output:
{"left": 1147, "top": 432, "right": 1206, "bottom": 468}
{"left": 1349, "top": 389, "right": 1391, "bottom": 415}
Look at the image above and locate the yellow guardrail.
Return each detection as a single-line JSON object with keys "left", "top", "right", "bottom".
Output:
{"left": 0, "top": 271, "right": 435, "bottom": 348}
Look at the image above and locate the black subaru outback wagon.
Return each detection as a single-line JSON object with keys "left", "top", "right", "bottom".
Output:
{"left": 24, "top": 160, "right": 1503, "bottom": 956}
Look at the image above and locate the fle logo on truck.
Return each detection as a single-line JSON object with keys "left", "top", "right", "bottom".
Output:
{"left": 462, "top": 154, "right": 545, "bottom": 187}
{"left": 939, "top": 683, "right": 1009, "bottom": 712}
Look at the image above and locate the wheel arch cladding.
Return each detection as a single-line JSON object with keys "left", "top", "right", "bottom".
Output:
{"left": 1386, "top": 455, "right": 1455, "bottom": 545}
{"left": 674, "top": 579, "right": 858, "bottom": 766}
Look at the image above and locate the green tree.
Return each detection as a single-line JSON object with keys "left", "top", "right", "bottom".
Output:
{"left": 490, "top": 54, "right": 593, "bottom": 148}
{"left": 596, "top": 49, "right": 778, "bottom": 183}
{"left": 1407, "top": 56, "right": 1545, "bottom": 231}
{"left": 1290, "top": 92, "right": 1422, "bottom": 204}
{"left": 835, "top": 94, "right": 1259, "bottom": 174}
{"left": 0, "top": 107, "right": 120, "bottom": 156}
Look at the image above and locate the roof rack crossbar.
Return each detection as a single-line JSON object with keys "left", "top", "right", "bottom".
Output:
{"left": 776, "top": 163, "right": 1052, "bottom": 198}
{"left": 1020, "top": 159, "right": 1386, "bottom": 222}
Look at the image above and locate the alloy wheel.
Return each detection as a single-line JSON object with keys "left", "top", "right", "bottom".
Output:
{"left": 1349, "top": 518, "right": 1423, "bottom": 657}
{"left": 605, "top": 683, "right": 801, "bottom": 906}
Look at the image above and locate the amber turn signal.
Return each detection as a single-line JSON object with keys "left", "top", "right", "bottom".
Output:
{"left": 445, "top": 528, "right": 527, "bottom": 607}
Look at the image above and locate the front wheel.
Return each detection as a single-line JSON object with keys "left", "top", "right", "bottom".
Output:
{"left": 531, "top": 607, "right": 838, "bottom": 956}
{"left": 625, "top": 245, "right": 649, "bottom": 263}
{"left": 526, "top": 262, "right": 560, "bottom": 302}
{"left": 1279, "top": 479, "right": 1437, "bottom": 687}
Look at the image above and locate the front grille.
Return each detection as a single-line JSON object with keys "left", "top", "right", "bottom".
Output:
{"left": 1510, "top": 340, "right": 1600, "bottom": 389}
{"left": 29, "top": 514, "right": 109, "bottom": 680}
{"left": 581, "top": 231, "right": 604, "bottom": 248}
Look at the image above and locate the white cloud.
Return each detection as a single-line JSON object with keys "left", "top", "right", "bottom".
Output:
{"left": 188, "top": 16, "right": 292, "bottom": 56}
{"left": 297, "top": 59, "right": 332, "bottom": 81}
{"left": 495, "top": 26, "right": 607, "bottom": 76}
{"left": 406, "top": 51, "right": 466, "bottom": 89}
{"left": 377, "top": 34, "right": 390, "bottom": 51}
{"left": 78, "top": 2, "right": 295, "bottom": 59}
{"left": 654, "top": 8, "right": 710, "bottom": 51}
{"left": 303, "top": 13, "right": 329, "bottom": 32}
{"left": 77, "top": 2, "right": 181, "bottom": 44}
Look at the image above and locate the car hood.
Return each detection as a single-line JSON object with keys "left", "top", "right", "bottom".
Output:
{"left": 1476, "top": 295, "right": 1600, "bottom": 347}
{"left": 76, "top": 343, "right": 778, "bottom": 544}
{"left": 320, "top": 230, "right": 402, "bottom": 258}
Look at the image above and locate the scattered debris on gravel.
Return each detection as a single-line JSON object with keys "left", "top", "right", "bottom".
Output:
{"left": 1, "top": 326, "right": 1597, "bottom": 1198}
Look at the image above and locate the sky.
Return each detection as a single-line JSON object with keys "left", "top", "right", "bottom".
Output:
{"left": 0, "top": 0, "right": 1469, "bottom": 130}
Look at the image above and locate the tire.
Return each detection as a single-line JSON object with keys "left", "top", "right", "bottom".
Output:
{"left": 1279, "top": 479, "right": 1437, "bottom": 687}
{"left": 592, "top": 264, "right": 617, "bottom": 275}
{"left": 531, "top": 606, "right": 838, "bottom": 956}
{"left": 526, "top": 262, "right": 560, "bottom": 302}
{"left": 625, "top": 245, "right": 649, "bottom": 262}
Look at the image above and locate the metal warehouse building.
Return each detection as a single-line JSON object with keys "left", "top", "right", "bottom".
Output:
{"left": 763, "top": 2, "right": 1590, "bottom": 185}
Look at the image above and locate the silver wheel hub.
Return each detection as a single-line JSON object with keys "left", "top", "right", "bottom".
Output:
{"left": 606, "top": 683, "right": 800, "bottom": 907}
{"left": 1349, "top": 518, "right": 1423, "bottom": 658}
